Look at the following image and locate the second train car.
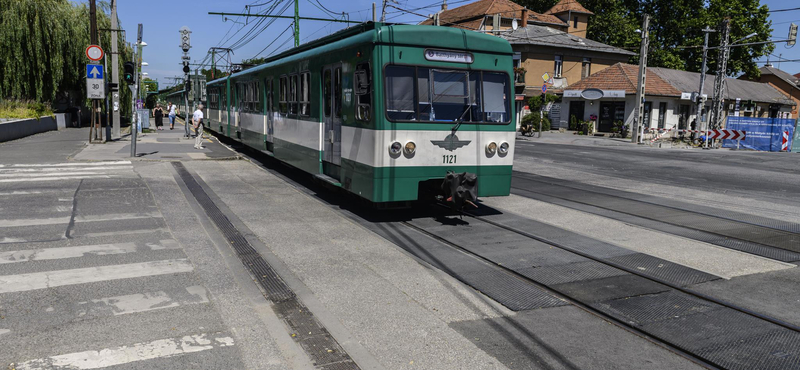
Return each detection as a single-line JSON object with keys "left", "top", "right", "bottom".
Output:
{"left": 205, "top": 22, "right": 515, "bottom": 206}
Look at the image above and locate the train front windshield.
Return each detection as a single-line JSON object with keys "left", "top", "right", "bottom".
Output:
{"left": 385, "top": 65, "right": 510, "bottom": 124}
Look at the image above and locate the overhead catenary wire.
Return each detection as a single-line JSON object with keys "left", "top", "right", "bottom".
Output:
{"left": 252, "top": 23, "right": 295, "bottom": 58}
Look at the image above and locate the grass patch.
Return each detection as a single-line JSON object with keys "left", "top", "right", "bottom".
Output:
{"left": 0, "top": 100, "right": 54, "bottom": 120}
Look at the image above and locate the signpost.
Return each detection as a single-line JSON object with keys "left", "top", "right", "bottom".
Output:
{"left": 86, "top": 64, "right": 105, "bottom": 99}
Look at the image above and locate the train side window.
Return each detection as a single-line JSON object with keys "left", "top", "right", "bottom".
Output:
{"left": 290, "top": 74, "right": 298, "bottom": 115}
{"left": 385, "top": 65, "right": 416, "bottom": 121}
{"left": 252, "top": 80, "right": 261, "bottom": 113}
{"left": 334, "top": 67, "right": 342, "bottom": 118}
{"left": 323, "top": 69, "right": 331, "bottom": 117}
{"left": 299, "top": 72, "right": 310, "bottom": 116}
{"left": 279, "top": 76, "right": 287, "bottom": 114}
{"left": 354, "top": 63, "right": 370, "bottom": 121}
{"left": 481, "top": 72, "right": 510, "bottom": 123}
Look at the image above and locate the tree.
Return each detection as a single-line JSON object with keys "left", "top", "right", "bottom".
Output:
{"left": 0, "top": 0, "right": 134, "bottom": 117}
{"left": 512, "top": 0, "right": 773, "bottom": 76}
{"left": 200, "top": 68, "right": 228, "bottom": 81}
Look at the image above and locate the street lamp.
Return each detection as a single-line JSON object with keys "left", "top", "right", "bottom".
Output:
{"left": 733, "top": 32, "right": 758, "bottom": 44}
{"left": 141, "top": 62, "right": 149, "bottom": 66}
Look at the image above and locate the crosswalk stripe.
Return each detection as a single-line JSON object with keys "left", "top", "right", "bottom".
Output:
{"left": 0, "top": 171, "right": 130, "bottom": 178}
{"left": 0, "top": 166, "right": 132, "bottom": 174}
{"left": 0, "top": 216, "right": 71, "bottom": 228}
{"left": 0, "top": 259, "right": 194, "bottom": 294}
{"left": 0, "top": 175, "right": 111, "bottom": 183}
{"left": 77, "top": 285, "right": 209, "bottom": 317}
{"left": 15, "top": 333, "right": 234, "bottom": 369}
{"left": 0, "top": 161, "right": 131, "bottom": 168}
{"left": 0, "top": 240, "right": 180, "bottom": 264}
{"left": 74, "top": 212, "right": 162, "bottom": 223}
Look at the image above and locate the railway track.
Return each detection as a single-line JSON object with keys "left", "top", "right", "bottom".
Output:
{"left": 217, "top": 133, "right": 800, "bottom": 369}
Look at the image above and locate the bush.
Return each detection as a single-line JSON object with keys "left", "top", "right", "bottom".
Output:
{"left": 577, "top": 120, "right": 594, "bottom": 135}
{"left": 521, "top": 111, "right": 551, "bottom": 132}
{"left": 0, "top": 100, "right": 53, "bottom": 119}
{"left": 569, "top": 115, "right": 578, "bottom": 130}
{"left": 612, "top": 120, "right": 628, "bottom": 138}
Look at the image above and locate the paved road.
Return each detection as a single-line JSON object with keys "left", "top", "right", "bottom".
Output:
{"left": 513, "top": 138, "right": 800, "bottom": 205}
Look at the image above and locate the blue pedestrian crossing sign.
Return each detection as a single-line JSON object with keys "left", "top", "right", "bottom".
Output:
{"left": 86, "top": 64, "right": 104, "bottom": 79}
{"left": 86, "top": 64, "right": 105, "bottom": 99}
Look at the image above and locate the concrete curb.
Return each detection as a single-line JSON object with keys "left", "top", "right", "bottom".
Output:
{"left": 0, "top": 116, "right": 58, "bottom": 143}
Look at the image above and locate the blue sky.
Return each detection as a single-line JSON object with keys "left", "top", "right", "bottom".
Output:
{"left": 90, "top": 0, "right": 800, "bottom": 84}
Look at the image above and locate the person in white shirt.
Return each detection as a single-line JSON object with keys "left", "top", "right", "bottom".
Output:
{"left": 192, "top": 104, "right": 205, "bottom": 149}
{"left": 168, "top": 102, "right": 177, "bottom": 130}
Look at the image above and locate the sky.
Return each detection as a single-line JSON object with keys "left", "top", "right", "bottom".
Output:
{"left": 85, "top": 0, "right": 800, "bottom": 85}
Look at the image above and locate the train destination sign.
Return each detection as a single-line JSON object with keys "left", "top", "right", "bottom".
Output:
{"left": 424, "top": 49, "right": 474, "bottom": 64}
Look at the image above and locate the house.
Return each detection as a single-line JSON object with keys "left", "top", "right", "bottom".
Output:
{"left": 420, "top": 0, "right": 636, "bottom": 127}
{"left": 740, "top": 65, "right": 800, "bottom": 119}
{"left": 560, "top": 63, "right": 795, "bottom": 132}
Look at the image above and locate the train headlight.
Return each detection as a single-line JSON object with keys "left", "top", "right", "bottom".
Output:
{"left": 390, "top": 141, "right": 402, "bottom": 155}
{"left": 498, "top": 142, "right": 509, "bottom": 155}
{"left": 404, "top": 141, "right": 416, "bottom": 155}
{"left": 486, "top": 142, "right": 497, "bottom": 156}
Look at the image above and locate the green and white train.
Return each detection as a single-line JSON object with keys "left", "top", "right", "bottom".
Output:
{"left": 203, "top": 22, "right": 515, "bottom": 205}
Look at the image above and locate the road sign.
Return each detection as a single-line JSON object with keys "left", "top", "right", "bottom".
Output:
{"left": 85, "top": 45, "right": 104, "bottom": 61}
{"left": 706, "top": 129, "right": 746, "bottom": 140}
{"left": 86, "top": 64, "right": 104, "bottom": 79}
{"left": 783, "top": 131, "right": 790, "bottom": 151}
{"left": 541, "top": 84, "right": 547, "bottom": 93}
{"left": 541, "top": 72, "right": 550, "bottom": 82}
{"left": 86, "top": 64, "right": 105, "bottom": 99}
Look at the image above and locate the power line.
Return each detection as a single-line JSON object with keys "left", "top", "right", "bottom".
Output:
{"left": 252, "top": 23, "right": 295, "bottom": 58}
{"left": 768, "top": 7, "right": 800, "bottom": 13}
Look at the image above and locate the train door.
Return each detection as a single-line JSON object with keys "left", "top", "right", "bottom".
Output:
{"left": 322, "top": 64, "right": 342, "bottom": 179}
{"left": 265, "top": 78, "right": 274, "bottom": 147}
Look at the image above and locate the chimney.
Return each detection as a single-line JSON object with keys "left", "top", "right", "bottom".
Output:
{"left": 442, "top": 0, "right": 447, "bottom": 11}
{"left": 521, "top": 9, "right": 528, "bottom": 28}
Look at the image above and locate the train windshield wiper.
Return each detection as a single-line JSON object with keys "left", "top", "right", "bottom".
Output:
{"left": 451, "top": 104, "right": 472, "bottom": 135}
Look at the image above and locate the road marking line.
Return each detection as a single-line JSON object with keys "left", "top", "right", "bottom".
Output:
{"left": 15, "top": 333, "right": 234, "bottom": 369}
{"left": 0, "top": 240, "right": 179, "bottom": 264}
{"left": 0, "top": 259, "right": 194, "bottom": 294}
{"left": 0, "top": 161, "right": 131, "bottom": 168}
{"left": 0, "top": 217, "right": 71, "bottom": 228}
{"left": 0, "top": 166, "right": 132, "bottom": 174}
{"left": 0, "top": 175, "right": 111, "bottom": 183}
{"left": 77, "top": 285, "right": 209, "bottom": 317}
{"left": 0, "top": 329, "right": 9, "bottom": 336}
{"left": 74, "top": 212, "right": 162, "bottom": 223}
{"left": 0, "top": 171, "right": 130, "bottom": 178}
{"left": 80, "top": 228, "right": 170, "bottom": 238}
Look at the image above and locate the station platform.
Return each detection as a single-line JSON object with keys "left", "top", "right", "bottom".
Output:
{"left": 2, "top": 126, "right": 798, "bottom": 369}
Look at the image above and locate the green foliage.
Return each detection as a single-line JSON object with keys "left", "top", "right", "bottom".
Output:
{"left": 521, "top": 111, "right": 551, "bottom": 132}
{"left": 576, "top": 120, "right": 594, "bottom": 135}
{"left": 612, "top": 120, "right": 628, "bottom": 138}
{"left": 527, "top": 93, "right": 559, "bottom": 112}
{"left": 0, "top": 99, "right": 53, "bottom": 119}
{"left": 0, "top": 0, "right": 134, "bottom": 117}
{"left": 569, "top": 115, "right": 578, "bottom": 130}
{"left": 512, "top": 0, "right": 773, "bottom": 76}
{"left": 201, "top": 68, "right": 228, "bottom": 81}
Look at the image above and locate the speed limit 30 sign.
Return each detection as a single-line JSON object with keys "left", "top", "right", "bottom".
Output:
{"left": 86, "top": 64, "right": 105, "bottom": 99}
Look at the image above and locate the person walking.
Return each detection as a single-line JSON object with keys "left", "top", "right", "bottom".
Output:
{"left": 153, "top": 104, "right": 164, "bottom": 130}
{"left": 168, "top": 102, "right": 177, "bottom": 130}
{"left": 192, "top": 104, "right": 205, "bottom": 149}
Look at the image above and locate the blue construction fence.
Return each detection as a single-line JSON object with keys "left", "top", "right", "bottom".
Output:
{"left": 722, "top": 117, "right": 797, "bottom": 152}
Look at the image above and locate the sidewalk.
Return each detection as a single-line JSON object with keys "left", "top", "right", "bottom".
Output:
{"left": 73, "top": 116, "right": 238, "bottom": 161}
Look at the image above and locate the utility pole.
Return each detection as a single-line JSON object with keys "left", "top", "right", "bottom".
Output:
{"left": 110, "top": 0, "right": 121, "bottom": 140}
{"left": 698, "top": 27, "right": 715, "bottom": 148}
{"left": 632, "top": 14, "right": 650, "bottom": 144}
{"left": 709, "top": 18, "right": 731, "bottom": 146}
{"left": 294, "top": 0, "right": 300, "bottom": 47}
{"left": 372, "top": 3, "right": 376, "bottom": 22}
{"left": 131, "top": 23, "right": 143, "bottom": 158}
{"left": 89, "top": 0, "right": 101, "bottom": 143}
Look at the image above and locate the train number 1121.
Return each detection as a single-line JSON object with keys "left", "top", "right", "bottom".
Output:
{"left": 442, "top": 155, "right": 456, "bottom": 164}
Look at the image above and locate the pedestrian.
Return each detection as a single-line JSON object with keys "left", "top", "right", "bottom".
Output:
{"left": 168, "top": 102, "right": 177, "bottom": 130}
{"left": 192, "top": 104, "right": 205, "bottom": 150}
{"left": 153, "top": 104, "right": 164, "bottom": 130}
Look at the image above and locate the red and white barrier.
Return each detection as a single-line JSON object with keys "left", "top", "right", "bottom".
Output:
{"left": 783, "top": 131, "right": 790, "bottom": 151}
{"left": 645, "top": 128, "right": 746, "bottom": 140}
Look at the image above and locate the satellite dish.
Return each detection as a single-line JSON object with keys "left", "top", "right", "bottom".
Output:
{"left": 512, "top": 19, "right": 519, "bottom": 30}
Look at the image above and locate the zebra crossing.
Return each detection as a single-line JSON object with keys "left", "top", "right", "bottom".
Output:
{"left": 0, "top": 161, "right": 244, "bottom": 368}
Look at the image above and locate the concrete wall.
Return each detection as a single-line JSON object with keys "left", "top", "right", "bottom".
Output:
{"left": 0, "top": 116, "right": 58, "bottom": 143}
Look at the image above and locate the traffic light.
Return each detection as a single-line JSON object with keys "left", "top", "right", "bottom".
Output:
{"left": 789, "top": 23, "right": 798, "bottom": 47}
{"left": 123, "top": 62, "right": 135, "bottom": 85}
{"left": 185, "top": 79, "right": 191, "bottom": 93}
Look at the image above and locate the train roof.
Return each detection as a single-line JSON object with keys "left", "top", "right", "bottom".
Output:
{"left": 208, "top": 22, "right": 513, "bottom": 85}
